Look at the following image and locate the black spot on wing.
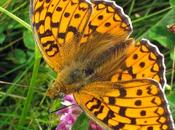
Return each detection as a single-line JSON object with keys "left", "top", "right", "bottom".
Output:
{"left": 102, "top": 110, "right": 115, "bottom": 124}
{"left": 94, "top": 105, "right": 104, "bottom": 116}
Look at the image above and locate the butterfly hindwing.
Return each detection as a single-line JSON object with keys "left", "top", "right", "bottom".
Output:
{"left": 74, "top": 79, "right": 174, "bottom": 130}
{"left": 111, "top": 39, "right": 166, "bottom": 88}
{"left": 31, "top": 0, "right": 92, "bottom": 71}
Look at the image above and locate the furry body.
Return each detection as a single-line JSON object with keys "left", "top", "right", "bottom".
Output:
{"left": 47, "top": 34, "right": 133, "bottom": 97}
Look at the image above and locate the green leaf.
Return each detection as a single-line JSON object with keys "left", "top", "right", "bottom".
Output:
{"left": 167, "top": 91, "right": 175, "bottom": 118}
{"left": 170, "top": 0, "right": 175, "bottom": 8}
{"left": 0, "top": 26, "right": 5, "bottom": 33}
{"left": 0, "top": 0, "right": 7, "bottom": 5}
{"left": 165, "top": 84, "right": 172, "bottom": 91}
{"left": 7, "top": 49, "right": 27, "bottom": 64}
{"left": 146, "top": 9, "right": 175, "bottom": 49}
{"left": 170, "top": 47, "right": 175, "bottom": 60}
{"left": 14, "top": 49, "right": 27, "bottom": 64}
{"left": 0, "top": 26, "right": 5, "bottom": 44}
{"left": 0, "top": 33, "right": 5, "bottom": 44}
{"left": 49, "top": 100, "right": 62, "bottom": 113}
{"left": 72, "top": 112, "right": 89, "bottom": 130}
{"left": 23, "top": 30, "right": 35, "bottom": 50}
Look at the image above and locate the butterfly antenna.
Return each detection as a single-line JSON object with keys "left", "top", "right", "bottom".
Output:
{"left": 48, "top": 104, "right": 76, "bottom": 114}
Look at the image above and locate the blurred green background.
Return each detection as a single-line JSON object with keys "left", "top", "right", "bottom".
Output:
{"left": 0, "top": 0, "right": 175, "bottom": 129}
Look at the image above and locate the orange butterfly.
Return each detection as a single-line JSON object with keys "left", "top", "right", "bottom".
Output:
{"left": 30, "top": 0, "right": 175, "bottom": 129}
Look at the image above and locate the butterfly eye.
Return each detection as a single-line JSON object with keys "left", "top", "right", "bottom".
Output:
{"left": 71, "top": 69, "right": 81, "bottom": 80}
{"left": 84, "top": 68, "right": 94, "bottom": 76}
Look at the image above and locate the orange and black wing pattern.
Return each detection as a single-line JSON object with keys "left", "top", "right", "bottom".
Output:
{"left": 31, "top": 0, "right": 174, "bottom": 129}
{"left": 74, "top": 79, "right": 174, "bottom": 130}
{"left": 31, "top": 0, "right": 133, "bottom": 71}
{"left": 111, "top": 39, "right": 166, "bottom": 88}
{"left": 81, "top": 0, "right": 132, "bottom": 43}
{"left": 31, "top": 0, "right": 92, "bottom": 71}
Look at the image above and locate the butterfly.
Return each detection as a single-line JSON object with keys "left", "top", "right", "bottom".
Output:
{"left": 30, "top": 0, "right": 175, "bottom": 129}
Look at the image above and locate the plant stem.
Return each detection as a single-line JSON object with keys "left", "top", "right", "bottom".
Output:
{"left": 132, "top": 7, "right": 171, "bottom": 24}
{"left": 128, "top": 0, "right": 135, "bottom": 16}
{"left": 171, "top": 46, "right": 175, "bottom": 88}
{"left": 0, "top": 6, "right": 31, "bottom": 31}
{"left": 18, "top": 46, "right": 41, "bottom": 128}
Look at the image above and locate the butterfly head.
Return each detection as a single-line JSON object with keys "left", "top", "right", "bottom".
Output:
{"left": 55, "top": 62, "right": 95, "bottom": 94}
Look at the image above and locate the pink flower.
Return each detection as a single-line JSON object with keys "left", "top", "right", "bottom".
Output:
{"left": 56, "top": 95, "right": 103, "bottom": 130}
{"left": 89, "top": 120, "right": 103, "bottom": 130}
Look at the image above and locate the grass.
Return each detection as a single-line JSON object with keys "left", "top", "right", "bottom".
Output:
{"left": 0, "top": 0, "right": 175, "bottom": 129}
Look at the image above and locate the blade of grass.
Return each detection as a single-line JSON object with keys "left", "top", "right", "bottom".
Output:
{"left": 0, "top": 92, "right": 25, "bottom": 100}
{"left": 18, "top": 46, "right": 41, "bottom": 128}
{"left": 0, "top": 6, "right": 31, "bottom": 31}
{"left": 0, "top": 37, "right": 22, "bottom": 52}
{"left": 132, "top": 7, "right": 171, "bottom": 24}
{"left": 136, "top": 7, "right": 172, "bottom": 40}
{"left": 133, "top": 2, "right": 169, "bottom": 13}
{"left": 0, "top": 63, "right": 33, "bottom": 105}
{"left": 122, "top": 0, "right": 131, "bottom": 8}
{"left": 12, "top": 1, "right": 28, "bottom": 13}
{"left": 128, "top": 0, "right": 135, "bottom": 16}
{"left": 0, "top": 63, "right": 26, "bottom": 78}
{"left": 171, "top": 46, "right": 175, "bottom": 88}
{"left": 0, "top": 80, "right": 27, "bottom": 88}
{"left": 0, "top": 0, "right": 11, "bottom": 9}
{"left": 144, "top": 0, "right": 158, "bottom": 16}
{"left": 0, "top": 55, "right": 33, "bottom": 78}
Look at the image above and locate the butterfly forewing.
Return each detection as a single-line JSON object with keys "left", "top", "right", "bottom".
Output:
{"left": 74, "top": 79, "right": 174, "bottom": 130}
{"left": 31, "top": 0, "right": 133, "bottom": 71}
{"left": 80, "top": 0, "right": 132, "bottom": 43}
{"left": 31, "top": 0, "right": 92, "bottom": 71}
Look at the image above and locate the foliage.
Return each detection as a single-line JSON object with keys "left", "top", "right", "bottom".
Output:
{"left": 0, "top": 0, "right": 174, "bottom": 129}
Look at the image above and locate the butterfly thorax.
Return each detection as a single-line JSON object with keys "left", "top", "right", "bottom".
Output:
{"left": 47, "top": 34, "right": 133, "bottom": 98}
